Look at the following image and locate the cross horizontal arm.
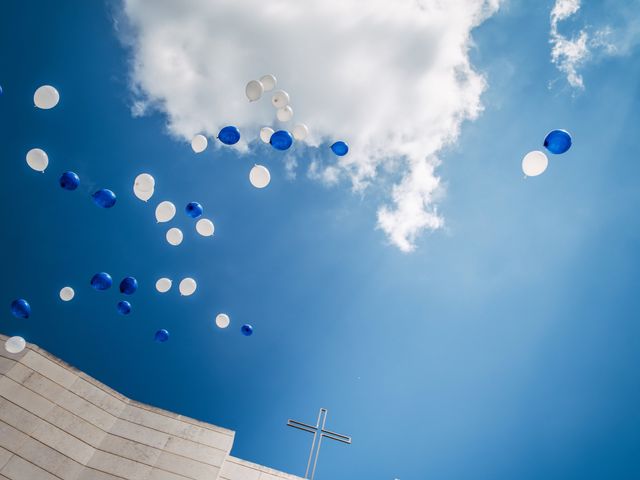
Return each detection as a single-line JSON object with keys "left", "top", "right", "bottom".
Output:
{"left": 287, "top": 419, "right": 317, "bottom": 434}
{"left": 321, "top": 429, "right": 352, "bottom": 444}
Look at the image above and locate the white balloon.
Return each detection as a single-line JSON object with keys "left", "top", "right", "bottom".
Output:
{"left": 179, "top": 277, "right": 197, "bottom": 296}
{"left": 134, "top": 187, "right": 154, "bottom": 202}
{"left": 522, "top": 150, "right": 549, "bottom": 177}
{"left": 246, "top": 80, "right": 264, "bottom": 102}
{"left": 155, "top": 201, "right": 176, "bottom": 223}
{"left": 271, "top": 90, "right": 290, "bottom": 108}
{"left": 133, "top": 173, "right": 155, "bottom": 201}
{"left": 26, "top": 148, "right": 49, "bottom": 172}
{"left": 191, "top": 134, "right": 208, "bottom": 153}
{"left": 34, "top": 85, "right": 60, "bottom": 109}
{"left": 260, "top": 127, "right": 274, "bottom": 144}
{"left": 215, "top": 313, "right": 230, "bottom": 329}
{"left": 260, "top": 74, "right": 277, "bottom": 91}
{"left": 196, "top": 218, "right": 215, "bottom": 237}
{"left": 166, "top": 227, "right": 183, "bottom": 246}
{"left": 277, "top": 105, "right": 294, "bottom": 122}
{"left": 59, "top": 287, "right": 75, "bottom": 302}
{"left": 292, "top": 123, "right": 309, "bottom": 141}
{"left": 156, "top": 277, "right": 172, "bottom": 293}
{"left": 249, "top": 165, "right": 271, "bottom": 189}
{"left": 5, "top": 336, "right": 26, "bottom": 354}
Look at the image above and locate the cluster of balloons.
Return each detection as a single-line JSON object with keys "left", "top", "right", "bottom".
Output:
{"left": 89, "top": 273, "right": 138, "bottom": 315}
{"left": 155, "top": 277, "right": 197, "bottom": 296}
{"left": 214, "top": 312, "right": 252, "bottom": 335}
{"left": 522, "top": 129, "right": 572, "bottom": 177}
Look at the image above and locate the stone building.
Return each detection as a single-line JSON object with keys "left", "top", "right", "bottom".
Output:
{"left": 0, "top": 334, "right": 303, "bottom": 480}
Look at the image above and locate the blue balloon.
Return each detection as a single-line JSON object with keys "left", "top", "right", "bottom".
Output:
{"left": 218, "top": 126, "right": 241, "bottom": 145}
{"left": 155, "top": 329, "right": 170, "bottom": 342}
{"left": 117, "top": 301, "right": 132, "bottom": 315}
{"left": 0, "top": 85, "right": 3, "bottom": 95}
{"left": 185, "top": 202, "right": 203, "bottom": 219}
{"left": 119, "top": 277, "right": 138, "bottom": 295}
{"left": 270, "top": 130, "right": 293, "bottom": 151}
{"left": 59, "top": 171, "right": 80, "bottom": 191}
{"left": 10, "top": 299, "right": 31, "bottom": 319}
{"left": 90, "top": 272, "right": 112, "bottom": 291}
{"left": 330, "top": 141, "right": 349, "bottom": 156}
{"left": 92, "top": 189, "right": 116, "bottom": 208}
{"left": 543, "top": 129, "right": 572, "bottom": 154}
{"left": 241, "top": 324, "right": 253, "bottom": 336}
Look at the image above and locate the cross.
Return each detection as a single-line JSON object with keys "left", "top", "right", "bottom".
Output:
{"left": 287, "top": 408, "right": 351, "bottom": 480}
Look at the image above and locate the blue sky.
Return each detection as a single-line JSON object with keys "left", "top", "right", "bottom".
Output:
{"left": 2, "top": 1, "right": 640, "bottom": 479}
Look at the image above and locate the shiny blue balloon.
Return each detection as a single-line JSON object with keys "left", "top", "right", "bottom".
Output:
{"left": 543, "top": 129, "right": 572, "bottom": 154}
{"left": 90, "top": 272, "right": 112, "bottom": 291}
{"left": 185, "top": 202, "right": 203, "bottom": 219}
{"left": 270, "top": 130, "right": 293, "bottom": 151}
{"left": 330, "top": 141, "right": 349, "bottom": 156}
{"left": 241, "top": 324, "right": 253, "bottom": 336}
{"left": 117, "top": 301, "right": 132, "bottom": 315}
{"left": 119, "top": 277, "right": 138, "bottom": 295}
{"left": 59, "top": 171, "right": 80, "bottom": 191}
{"left": 154, "top": 329, "right": 170, "bottom": 342}
{"left": 218, "top": 126, "right": 241, "bottom": 145}
{"left": 10, "top": 299, "right": 31, "bottom": 319}
{"left": 92, "top": 189, "right": 116, "bottom": 208}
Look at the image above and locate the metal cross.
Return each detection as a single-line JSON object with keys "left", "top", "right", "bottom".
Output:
{"left": 287, "top": 408, "right": 351, "bottom": 480}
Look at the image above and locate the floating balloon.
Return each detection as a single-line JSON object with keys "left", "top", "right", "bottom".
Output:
{"left": 544, "top": 129, "right": 572, "bottom": 154}
{"left": 59, "top": 287, "right": 75, "bottom": 301}
{"left": 277, "top": 105, "right": 294, "bottom": 122}
{"left": 191, "top": 134, "right": 208, "bottom": 153}
{"left": 292, "top": 124, "right": 309, "bottom": 141}
{"left": 10, "top": 299, "right": 31, "bottom": 319}
{"left": 185, "top": 202, "right": 203, "bottom": 219}
{"left": 179, "top": 278, "right": 197, "bottom": 296}
{"left": 245, "top": 80, "right": 264, "bottom": 102}
{"left": 92, "top": 189, "right": 117, "bottom": 208}
{"left": 26, "top": 148, "right": 49, "bottom": 172}
{"left": 218, "top": 126, "right": 241, "bottom": 145}
{"left": 34, "top": 85, "right": 59, "bottom": 109}
{"left": 154, "top": 329, "right": 170, "bottom": 342}
{"left": 215, "top": 313, "right": 230, "bottom": 329}
{"left": 90, "top": 272, "right": 112, "bottom": 291}
{"left": 249, "top": 165, "right": 271, "bottom": 188}
{"left": 331, "top": 141, "right": 349, "bottom": 156}
{"left": 59, "top": 171, "right": 80, "bottom": 190}
{"left": 155, "top": 278, "right": 172, "bottom": 293}
{"left": 241, "top": 324, "right": 253, "bottom": 336}
{"left": 196, "top": 218, "right": 215, "bottom": 237}
{"left": 5, "top": 336, "right": 26, "bottom": 354}
{"left": 260, "top": 127, "right": 274, "bottom": 144}
{"left": 166, "top": 228, "right": 183, "bottom": 246}
{"left": 119, "top": 277, "right": 138, "bottom": 295}
{"left": 522, "top": 150, "right": 549, "bottom": 177}
{"left": 155, "top": 201, "right": 176, "bottom": 223}
{"left": 117, "top": 301, "right": 132, "bottom": 315}
{"left": 271, "top": 90, "right": 290, "bottom": 108}
{"left": 133, "top": 173, "right": 155, "bottom": 202}
{"left": 260, "top": 74, "right": 277, "bottom": 91}
{"left": 0, "top": 85, "right": 3, "bottom": 96}
{"left": 270, "top": 130, "right": 293, "bottom": 151}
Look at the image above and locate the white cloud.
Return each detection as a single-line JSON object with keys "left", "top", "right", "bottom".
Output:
{"left": 120, "top": 0, "right": 501, "bottom": 252}
{"left": 549, "top": 0, "right": 589, "bottom": 89}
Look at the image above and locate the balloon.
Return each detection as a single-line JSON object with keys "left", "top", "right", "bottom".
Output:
{"left": 0, "top": 85, "right": 3, "bottom": 96}
{"left": 270, "top": 130, "right": 293, "bottom": 151}
{"left": 331, "top": 141, "right": 349, "bottom": 156}
{"left": 271, "top": 90, "right": 290, "bottom": 108}
{"left": 260, "top": 74, "right": 277, "bottom": 91}
{"left": 119, "top": 277, "right": 138, "bottom": 295}
{"left": 522, "top": 150, "right": 549, "bottom": 177}
{"left": 544, "top": 129, "right": 572, "bottom": 154}
{"left": 179, "top": 277, "right": 197, "bottom": 296}
{"left": 155, "top": 278, "right": 172, "bottom": 293}
{"left": 34, "top": 85, "right": 60, "bottom": 109}
{"left": 215, "top": 313, "right": 230, "bottom": 329}
{"left": 26, "top": 148, "right": 49, "bottom": 172}
{"left": 59, "top": 171, "right": 80, "bottom": 190}
{"left": 117, "top": 301, "right": 132, "bottom": 315}
{"left": 5, "top": 336, "right": 26, "bottom": 354}
{"left": 154, "top": 329, "right": 170, "bottom": 342}
{"left": 191, "top": 134, "right": 208, "bottom": 153}
{"left": 292, "top": 124, "right": 309, "bottom": 141}
{"left": 260, "top": 127, "right": 274, "bottom": 144}
{"left": 90, "top": 272, "right": 112, "bottom": 291}
{"left": 10, "top": 299, "right": 31, "bottom": 319}
{"left": 218, "top": 126, "right": 241, "bottom": 145}
{"left": 185, "top": 201, "right": 203, "bottom": 219}
{"left": 166, "top": 228, "right": 183, "bottom": 246}
{"left": 249, "top": 165, "right": 271, "bottom": 188}
{"left": 245, "top": 80, "right": 264, "bottom": 102}
{"left": 196, "top": 218, "right": 215, "bottom": 237}
{"left": 92, "top": 189, "right": 117, "bottom": 208}
{"left": 276, "top": 105, "right": 294, "bottom": 122}
{"left": 59, "top": 287, "right": 75, "bottom": 301}
{"left": 155, "top": 201, "right": 176, "bottom": 223}
{"left": 133, "top": 173, "right": 155, "bottom": 202}
{"left": 241, "top": 324, "right": 253, "bottom": 336}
